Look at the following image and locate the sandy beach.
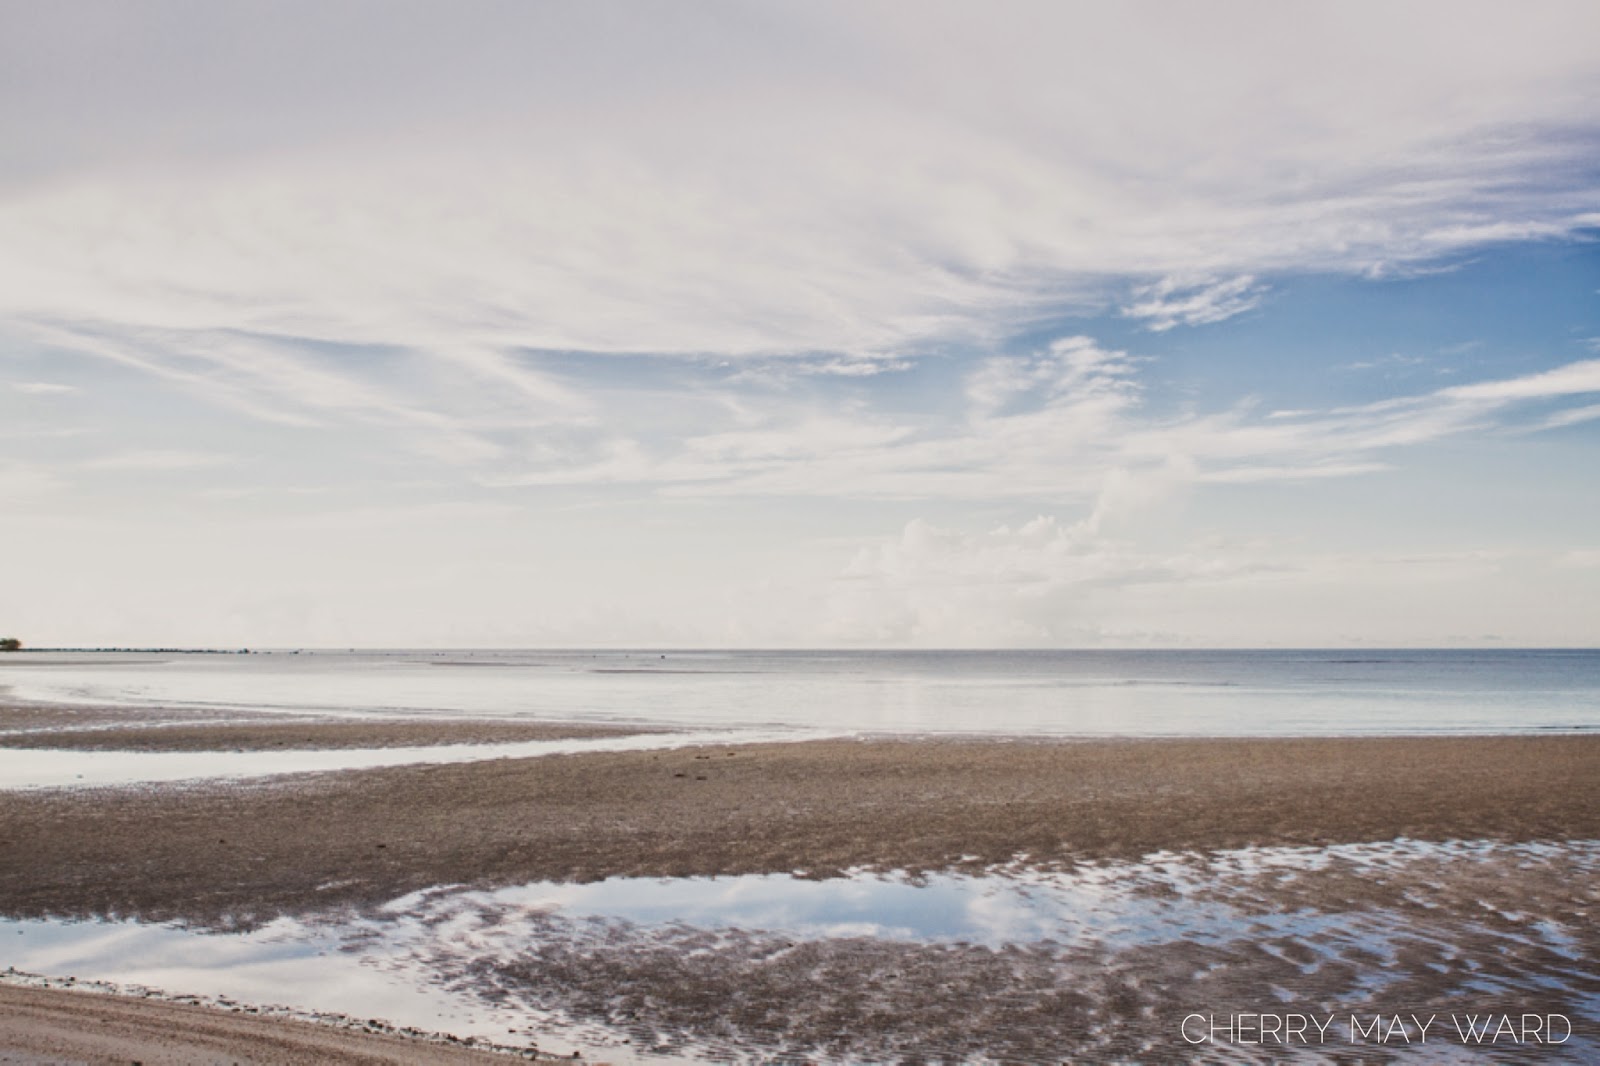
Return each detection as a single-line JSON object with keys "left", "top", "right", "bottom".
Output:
{"left": 6, "top": 729, "right": 1597, "bottom": 922}
{"left": 4, "top": 720, "right": 1598, "bottom": 1061}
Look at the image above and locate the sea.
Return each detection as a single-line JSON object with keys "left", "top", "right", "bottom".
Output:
{"left": 3, "top": 647, "right": 1598, "bottom": 737}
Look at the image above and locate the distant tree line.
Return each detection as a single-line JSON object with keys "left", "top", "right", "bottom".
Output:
{"left": 0, "top": 640, "right": 261, "bottom": 653}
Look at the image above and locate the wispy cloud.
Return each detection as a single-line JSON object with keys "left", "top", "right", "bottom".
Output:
{"left": 1122, "top": 276, "right": 1267, "bottom": 332}
{"left": 1437, "top": 359, "right": 1600, "bottom": 402}
{"left": 1, "top": 5, "right": 1596, "bottom": 364}
{"left": 1537, "top": 403, "right": 1600, "bottom": 430}
{"left": 28, "top": 318, "right": 1594, "bottom": 511}
{"left": 24, "top": 320, "right": 592, "bottom": 466}
{"left": 3, "top": 4, "right": 1598, "bottom": 648}
{"left": 792, "top": 357, "right": 914, "bottom": 378}
{"left": 467, "top": 339, "right": 1600, "bottom": 510}
{"left": 1339, "top": 353, "right": 1428, "bottom": 372}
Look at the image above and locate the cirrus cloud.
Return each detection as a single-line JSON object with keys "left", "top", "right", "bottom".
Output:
{"left": 1, "top": 2, "right": 1597, "bottom": 365}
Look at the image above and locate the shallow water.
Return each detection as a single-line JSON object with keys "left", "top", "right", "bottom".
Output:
{"left": 5, "top": 648, "right": 1599, "bottom": 737}
{"left": 7, "top": 839, "right": 1597, "bottom": 1063}
{"left": 1, "top": 916, "right": 605, "bottom": 1059}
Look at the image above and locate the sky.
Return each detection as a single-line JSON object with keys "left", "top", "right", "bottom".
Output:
{"left": 2, "top": 0, "right": 1599, "bottom": 648}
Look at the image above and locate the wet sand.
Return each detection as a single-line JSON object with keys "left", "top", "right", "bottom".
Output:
{"left": 0, "top": 700, "right": 285, "bottom": 733}
{"left": 0, "top": 981, "right": 542, "bottom": 1064}
{"left": 5, "top": 728, "right": 1599, "bottom": 1062}
{"left": 434, "top": 840, "right": 1600, "bottom": 1062}
{"left": 4, "top": 732, "right": 1597, "bottom": 925}
{"left": 0, "top": 714, "right": 659, "bottom": 751}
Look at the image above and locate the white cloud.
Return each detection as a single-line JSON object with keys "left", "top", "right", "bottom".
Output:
{"left": 1538, "top": 403, "right": 1600, "bottom": 430}
{"left": 792, "top": 358, "right": 914, "bottom": 378}
{"left": 471, "top": 342, "right": 1600, "bottom": 512}
{"left": 1438, "top": 359, "right": 1600, "bottom": 402}
{"left": 0, "top": 4, "right": 1596, "bottom": 363}
{"left": 3, "top": 4, "right": 1598, "bottom": 648}
{"left": 1122, "top": 276, "right": 1267, "bottom": 331}
{"left": 722, "top": 355, "right": 915, "bottom": 388}
{"left": 11, "top": 381, "right": 77, "bottom": 395}
{"left": 23, "top": 320, "right": 591, "bottom": 466}
{"left": 1338, "top": 353, "right": 1428, "bottom": 373}
{"left": 39, "top": 321, "right": 1563, "bottom": 514}
{"left": 965, "top": 336, "right": 1138, "bottom": 418}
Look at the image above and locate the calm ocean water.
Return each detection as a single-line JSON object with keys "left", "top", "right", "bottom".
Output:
{"left": 3, "top": 648, "right": 1597, "bottom": 736}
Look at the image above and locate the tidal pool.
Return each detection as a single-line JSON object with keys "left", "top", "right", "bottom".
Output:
{"left": 6, "top": 839, "right": 1597, "bottom": 1063}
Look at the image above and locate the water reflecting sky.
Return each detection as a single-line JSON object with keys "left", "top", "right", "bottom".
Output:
{"left": 5, "top": 648, "right": 1598, "bottom": 737}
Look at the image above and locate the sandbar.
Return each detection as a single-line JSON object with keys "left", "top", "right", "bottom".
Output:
{"left": 0, "top": 714, "right": 659, "bottom": 751}
{"left": 5, "top": 731, "right": 1597, "bottom": 925}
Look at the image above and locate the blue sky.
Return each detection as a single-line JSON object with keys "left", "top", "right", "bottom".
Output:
{"left": 2, "top": 1, "right": 1599, "bottom": 647}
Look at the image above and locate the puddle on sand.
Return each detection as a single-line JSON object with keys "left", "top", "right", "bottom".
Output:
{"left": 5, "top": 839, "right": 1599, "bottom": 1064}
{"left": 373, "top": 866, "right": 1210, "bottom": 949}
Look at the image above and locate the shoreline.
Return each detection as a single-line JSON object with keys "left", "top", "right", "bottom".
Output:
{"left": 4, "top": 696, "right": 1594, "bottom": 750}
